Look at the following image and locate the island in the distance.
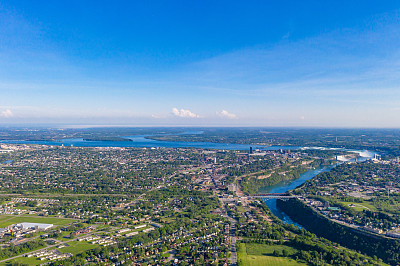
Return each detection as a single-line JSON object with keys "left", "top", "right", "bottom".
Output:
{"left": 0, "top": 127, "right": 399, "bottom": 266}
{"left": 83, "top": 137, "right": 133, "bottom": 142}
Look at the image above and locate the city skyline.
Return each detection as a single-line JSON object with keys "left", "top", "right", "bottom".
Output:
{"left": 1, "top": 1, "right": 400, "bottom": 127}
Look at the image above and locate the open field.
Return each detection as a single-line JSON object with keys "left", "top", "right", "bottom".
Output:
{"left": 0, "top": 242, "right": 97, "bottom": 266}
{"left": 245, "top": 243, "right": 297, "bottom": 256}
{"left": 58, "top": 241, "right": 99, "bottom": 255}
{"left": 237, "top": 243, "right": 305, "bottom": 266}
{"left": 339, "top": 201, "right": 377, "bottom": 212}
{"left": 240, "top": 255, "right": 305, "bottom": 266}
{"left": 0, "top": 215, "right": 75, "bottom": 227}
{"left": 236, "top": 206, "right": 247, "bottom": 213}
{"left": 0, "top": 256, "right": 42, "bottom": 266}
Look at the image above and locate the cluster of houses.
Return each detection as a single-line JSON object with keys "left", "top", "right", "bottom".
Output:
{"left": 0, "top": 206, "right": 26, "bottom": 215}
{"left": 91, "top": 236, "right": 117, "bottom": 247}
{"left": 71, "top": 226, "right": 94, "bottom": 236}
{"left": 26, "top": 249, "right": 72, "bottom": 261}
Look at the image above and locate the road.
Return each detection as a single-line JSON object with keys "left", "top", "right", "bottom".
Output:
{"left": 230, "top": 219, "right": 237, "bottom": 266}
{"left": 218, "top": 196, "right": 238, "bottom": 266}
{"left": 0, "top": 173, "right": 177, "bottom": 264}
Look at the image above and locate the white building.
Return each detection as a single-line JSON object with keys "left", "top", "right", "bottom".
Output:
{"left": 18, "top": 222, "right": 53, "bottom": 230}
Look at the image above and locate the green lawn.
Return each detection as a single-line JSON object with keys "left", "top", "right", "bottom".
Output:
{"left": 245, "top": 243, "right": 297, "bottom": 256}
{"left": 0, "top": 215, "right": 75, "bottom": 227}
{"left": 240, "top": 255, "right": 305, "bottom": 266}
{"left": 340, "top": 201, "right": 377, "bottom": 212}
{"left": 55, "top": 231, "right": 75, "bottom": 240}
{"left": 0, "top": 241, "right": 97, "bottom": 265}
{"left": 237, "top": 206, "right": 247, "bottom": 213}
{"left": 0, "top": 215, "right": 19, "bottom": 222}
{"left": 237, "top": 243, "right": 305, "bottom": 266}
{"left": 0, "top": 256, "right": 42, "bottom": 266}
{"left": 58, "top": 240, "right": 98, "bottom": 255}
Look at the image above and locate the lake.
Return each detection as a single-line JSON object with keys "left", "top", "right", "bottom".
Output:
{"left": 0, "top": 133, "right": 376, "bottom": 224}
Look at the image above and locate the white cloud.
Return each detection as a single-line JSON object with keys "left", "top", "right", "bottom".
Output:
{"left": 0, "top": 109, "right": 13, "bottom": 118}
{"left": 172, "top": 108, "right": 200, "bottom": 118}
{"left": 217, "top": 110, "right": 237, "bottom": 119}
{"left": 300, "top": 116, "right": 305, "bottom": 120}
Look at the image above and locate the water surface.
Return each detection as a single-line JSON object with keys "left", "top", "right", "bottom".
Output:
{"left": 259, "top": 152, "right": 374, "bottom": 226}
{"left": 0, "top": 135, "right": 300, "bottom": 151}
{"left": 260, "top": 166, "right": 335, "bottom": 226}
{"left": 0, "top": 132, "right": 376, "bottom": 225}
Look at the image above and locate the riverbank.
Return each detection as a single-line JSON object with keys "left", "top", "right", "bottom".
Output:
{"left": 242, "top": 159, "right": 329, "bottom": 195}
{"left": 277, "top": 198, "right": 400, "bottom": 265}
{"left": 257, "top": 164, "right": 335, "bottom": 225}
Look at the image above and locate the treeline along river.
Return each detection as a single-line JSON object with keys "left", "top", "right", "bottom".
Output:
{"left": 1, "top": 133, "right": 375, "bottom": 222}
{"left": 277, "top": 198, "right": 400, "bottom": 265}
{"left": 2, "top": 133, "right": 386, "bottom": 260}
{"left": 262, "top": 153, "right": 400, "bottom": 265}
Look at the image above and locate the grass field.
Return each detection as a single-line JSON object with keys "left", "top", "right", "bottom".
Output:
{"left": 0, "top": 256, "right": 42, "bottom": 266}
{"left": 55, "top": 231, "right": 75, "bottom": 240}
{"left": 0, "top": 215, "right": 75, "bottom": 227}
{"left": 236, "top": 206, "right": 247, "bottom": 213}
{"left": 340, "top": 201, "right": 377, "bottom": 212}
{"left": 245, "top": 243, "right": 297, "bottom": 256}
{"left": 58, "top": 240, "right": 98, "bottom": 255}
{"left": 237, "top": 243, "right": 305, "bottom": 266}
{"left": 0, "top": 241, "right": 97, "bottom": 265}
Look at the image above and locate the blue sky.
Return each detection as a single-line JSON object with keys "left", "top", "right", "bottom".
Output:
{"left": 1, "top": 1, "right": 400, "bottom": 127}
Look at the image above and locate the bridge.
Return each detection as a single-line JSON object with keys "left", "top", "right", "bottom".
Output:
{"left": 248, "top": 193, "right": 298, "bottom": 199}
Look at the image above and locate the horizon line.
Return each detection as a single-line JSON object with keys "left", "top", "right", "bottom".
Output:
{"left": 0, "top": 124, "right": 400, "bottom": 130}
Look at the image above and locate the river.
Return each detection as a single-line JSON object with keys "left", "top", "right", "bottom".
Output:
{"left": 259, "top": 154, "right": 374, "bottom": 226}
{"left": 0, "top": 133, "right": 376, "bottom": 225}
{"left": 0, "top": 135, "right": 299, "bottom": 151}
{"left": 259, "top": 165, "right": 336, "bottom": 227}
